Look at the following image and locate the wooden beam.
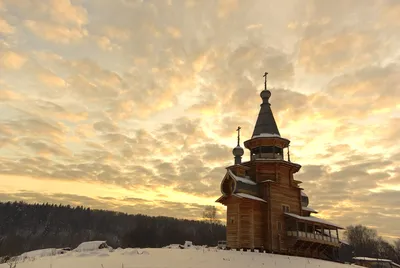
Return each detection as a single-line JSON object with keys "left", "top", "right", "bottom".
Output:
{"left": 313, "top": 224, "right": 316, "bottom": 239}
{"left": 305, "top": 222, "right": 308, "bottom": 238}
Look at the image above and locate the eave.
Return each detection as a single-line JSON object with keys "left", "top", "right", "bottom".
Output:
{"left": 216, "top": 193, "right": 266, "bottom": 205}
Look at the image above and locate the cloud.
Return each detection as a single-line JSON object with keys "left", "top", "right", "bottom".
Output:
{"left": 4, "top": 0, "right": 88, "bottom": 43}
{"left": 0, "top": 89, "right": 22, "bottom": 101}
{"left": 297, "top": 150, "right": 400, "bottom": 235}
{"left": 298, "top": 32, "right": 377, "bottom": 73}
{"left": 0, "top": 18, "right": 14, "bottom": 34}
{"left": 0, "top": 190, "right": 212, "bottom": 220}
{"left": 48, "top": 0, "right": 88, "bottom": 26}
{"left": 38, "top": 71, "right": 67, "bottom": 87}
{"left": 93, "top": 121, "right": 119, "bottom": 133}
{"left": 3, "top": 118, "right": 66, "bottom": 143}
{"left": 0, "top": 51, "right": 27, "bottom": 69}
{"left": 0, "top": 0, "right": 399, "bottom": 240}
{"left": 24, "top": 20, "right": 88, "bottom": 44}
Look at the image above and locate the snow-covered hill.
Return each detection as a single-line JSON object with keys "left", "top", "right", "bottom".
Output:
{"left": 1, "top": 247, "right": 362, "bottom": 268}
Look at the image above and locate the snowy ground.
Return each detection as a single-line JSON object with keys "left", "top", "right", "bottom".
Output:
{"left": 1, "top": 247, "right": 362, "bottom": 268}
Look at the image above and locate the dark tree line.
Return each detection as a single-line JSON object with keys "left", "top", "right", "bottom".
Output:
{"left": 0, "top": 201, "right": 225, "bottom": 258}
{"left": 3, "top": 201, "right": 398, "bottom": 264}
{"left": 345, "top": 224, "right": 400, "bottom": 264}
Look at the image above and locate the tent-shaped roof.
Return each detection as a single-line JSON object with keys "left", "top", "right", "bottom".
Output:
{"left": 252, "top": 89, "right": 280, "bottom": 138}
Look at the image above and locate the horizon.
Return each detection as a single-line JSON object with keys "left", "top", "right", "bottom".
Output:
{"left": 0, "top": 0, "right": 399, "bottom": 241}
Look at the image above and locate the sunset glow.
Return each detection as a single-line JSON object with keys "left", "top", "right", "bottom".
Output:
{"left": 0, "top": 0, "right": 399, "bottom": 240}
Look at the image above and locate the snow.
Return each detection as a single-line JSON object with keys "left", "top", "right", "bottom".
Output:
{"left": 259, "top": 179, "right": 275, "bottom": 183}
{"left": 74, "top": 241, "right": 109, "bottom": 252}
{"left": 354, "top": 256, "right": 391, "bottom": 261}
{"left": 183, "top": 241, "right": 193, "bottom": 248}
{"left": 227, "top": 169, "right": 256, "bottom": 185}
{"left": 284, "top": 213, "right": 344, "bottom": 229}
{"left": 302, "top": 206, "right": 318, "bottom": 213}
{"left": 235, "top": 193, "right": 266, "bottom": 203}
{"left": 1, "top": 247, "right": 363, "bottom": 268}
{"left": 16, "top": 248, "right": 68, "bottom": 261}
{"left": 252, "top": 133, "right": 281, "bottom": 138}
{"left": 353, "top": 257, "right": 400, "bottom": 267}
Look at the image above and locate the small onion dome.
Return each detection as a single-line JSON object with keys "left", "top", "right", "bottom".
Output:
{"left": 260, "top": 89, "right": 271, "bottom": 103}
{"left": 232, "top": 145, "right": 244, "bottom": 157}
{"left": 301, "top": 191, "right": 309, "bottom": 207}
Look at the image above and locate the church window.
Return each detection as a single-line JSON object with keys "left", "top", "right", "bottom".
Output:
{"left": 282, "top": 205, "right": 290, "bottom": 213}
{"left": 277, "top": 221, "right": 282, "bottom": 231}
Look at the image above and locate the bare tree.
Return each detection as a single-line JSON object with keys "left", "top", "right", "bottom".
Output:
{"left": 202, "top": 206, "right": 220, "bottom": 225}
{"left": 345, "top": 225, "right": 399, "bottom": 262}
{"left": 345, "top": 225, "right": 379, "bottom": 257}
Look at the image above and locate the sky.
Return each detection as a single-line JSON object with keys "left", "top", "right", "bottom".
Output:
{"left": 0, "top": 0, "right": 399, "bottom": 240}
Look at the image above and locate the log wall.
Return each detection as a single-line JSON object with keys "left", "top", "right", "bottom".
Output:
{"left": 226, "top": 201, "right": 239, "bottom": 249}
{"left": 225, "top": 197, "right": 267, "bottom": 250}
{"left": 239, "top": 200, "right": 253, "bottom": 248}
{"left": 269, "top": 174, "right": 301, "bottom": 251}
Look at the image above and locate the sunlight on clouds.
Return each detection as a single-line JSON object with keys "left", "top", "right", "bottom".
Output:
{"left": 96, "top": 36, "right": 114, "bottom": 51}
{"left": 0, "top": 51, "right": 27, "bottom": 69}
{"left": 0, "top": 18, "right": 14, "bottom": 33}
{"left": 49, "top": 0, "right": 87, "bottom": 26}
{"left": 0, "top": 175, "right": 217, "bottom": 208}
{"left": 332, "top": 200, "right": 361, "bottom": 210}
{"left": 217, "top": 0, "right": 238, "bottom": 18}
{"left": 166, "top": 26, "right": 182, "bottom": 39}
{"left": 0, "top": 89, "right": 22, "bottom": 101}
{"left": 379, "top": 2, "right": 400, "bottom": 27}
{"left": 246, "top": 24, "right": 263, "bottom": 30}
{"left": 38, "top": 72, "right": 67, "bottom": 88}
{"left": 102, "top": 25, "right": 131, "bottom": 41}
{"left": 372, "top": 184, "right": 400, "bottom": 193}
{"left": 0, "top": 0, "right": 399, "bottom": 239}
{"left": 24, "top": 20, "right": 88, "bottom": 43}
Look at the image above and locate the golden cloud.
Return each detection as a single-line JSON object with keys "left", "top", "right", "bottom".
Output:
{"left": 38, "top": 72, "right": 67, "bottom": 88}
{"left": 166, "top": 26, "right": 182, "bottom": 39}
{"left": 0, "top": 89, "right": 22, "bottom": 101}
{"left": 24, "top": 20, "right": 88, "bottom": 43}
{"left": 0, "top": 51, "right": 27, "bottom": 70}
{"left": 0, "top": 18, "right": 14, "bottom": 34}
{"left": 48, "top": 0, "right": 88, "bottom": 26}
{"left": 298, "top": 32, "right": 376, "bottom": 73}
{"left": 217, "top": 0, "right": 238, "bottom": 18}
{"left": 0, "top": 0, "right": 399, "bottom": 239}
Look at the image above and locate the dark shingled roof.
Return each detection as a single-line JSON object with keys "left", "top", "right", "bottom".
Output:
{"left": 252, "top": 89, "right": 280, "bottom": 137}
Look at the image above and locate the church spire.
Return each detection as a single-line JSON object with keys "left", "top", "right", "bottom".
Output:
{"left": 236, "top": 126, "right": 241, "bottom": 146}
{"left": 232, "top": 126, "right": 244, "bottom": 165}
{"left": 252, "top": 72, "right": 280, "bottom": 137}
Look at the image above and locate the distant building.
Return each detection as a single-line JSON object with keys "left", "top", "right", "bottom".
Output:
{"left": 216, "top": 74, "right": 343, "bottom": 259}
{"left": 353, "top": 257, "right": 400, "bottom": 268}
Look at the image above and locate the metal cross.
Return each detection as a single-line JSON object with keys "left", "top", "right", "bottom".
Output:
{"left": 236, "top": 126, "right": 241, "bottom": 146}
{"left": 263, "top": 72, "right": 268, "bottom": 90}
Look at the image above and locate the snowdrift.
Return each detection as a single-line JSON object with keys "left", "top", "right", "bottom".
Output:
{"left": 1, "top": 247, "right": 362, "bottom": 268}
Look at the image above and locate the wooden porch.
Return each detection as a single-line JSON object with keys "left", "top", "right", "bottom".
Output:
{"left": 284, "top": 212, "right": 343, "bottom": 260}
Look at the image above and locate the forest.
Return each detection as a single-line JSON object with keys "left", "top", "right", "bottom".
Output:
{"left": 0, "top": 201, "right": 225, "bottom": 258}
{"left": 0, "top": 201, "right": 399, "bottom": 265}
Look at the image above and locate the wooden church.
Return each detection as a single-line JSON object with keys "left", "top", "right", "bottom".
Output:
{"left": 216, "top": 73, "right": 343, "bottom": 259}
